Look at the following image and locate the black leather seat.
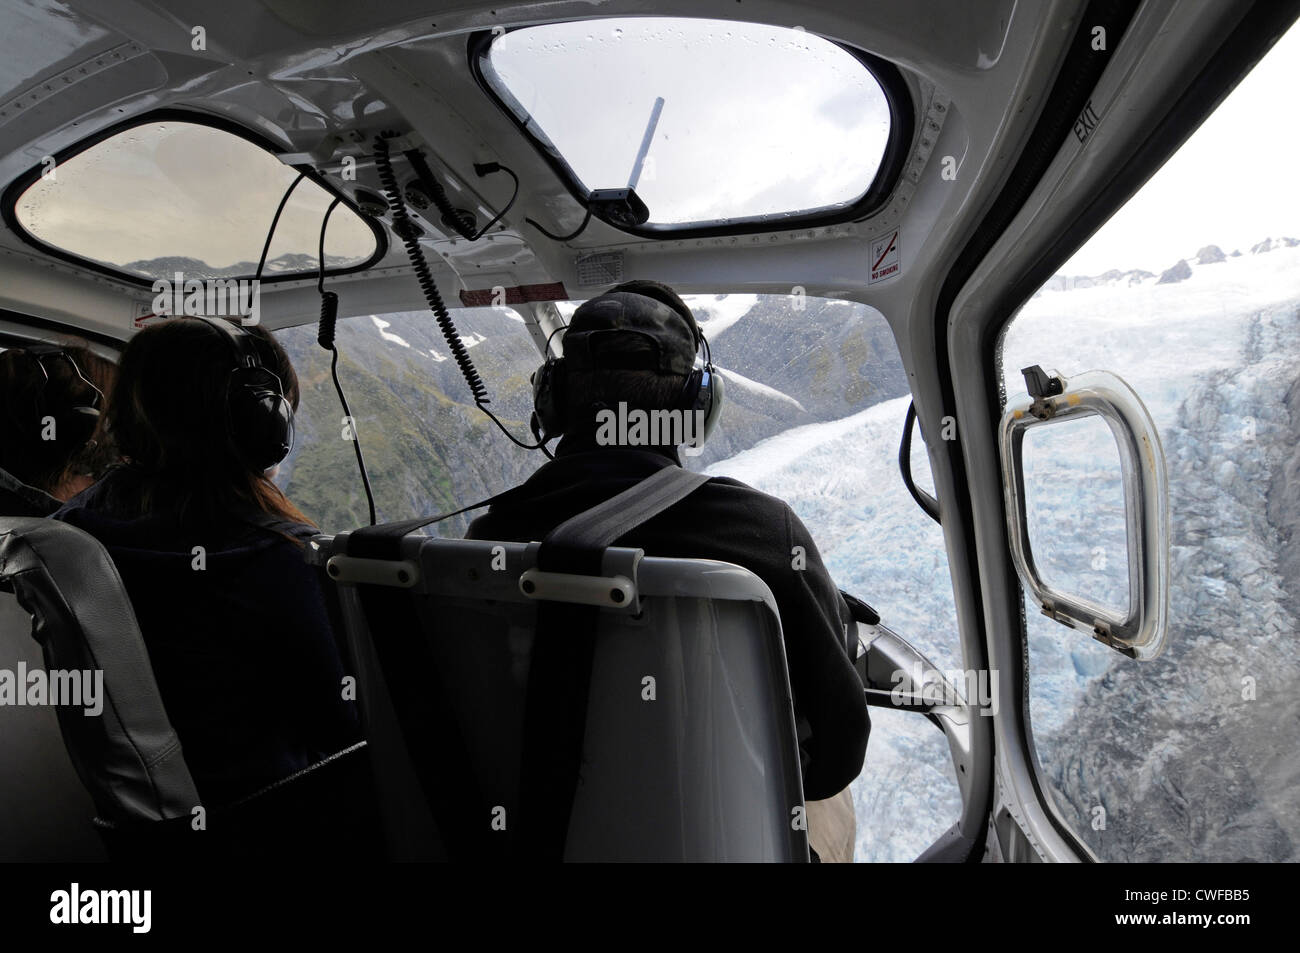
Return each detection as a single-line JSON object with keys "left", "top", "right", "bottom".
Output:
{"left": 0, "top": 585, "right": 104, "bottom": 860}
{"left": 0, "top": 517, "right": 200, "bottom": 857}
{"left": 0, "top": 516, "right": 383, "bottom": 860}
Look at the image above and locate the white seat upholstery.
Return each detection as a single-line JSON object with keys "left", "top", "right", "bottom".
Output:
{"left": 311, "top": 533, "right": 809, "bottom": 862}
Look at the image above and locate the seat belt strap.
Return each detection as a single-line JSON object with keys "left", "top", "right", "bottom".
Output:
{"left": 355, "top": 583, "right": 495, "bottom": 861}
{"left": 539, "top": 465, "right": 711, "bottom": 574}
{"left": 520, "top": 465, "right": 712, "bottom": 860}
{"left": 345, "top": 484, "right": 531, "bottom": 560}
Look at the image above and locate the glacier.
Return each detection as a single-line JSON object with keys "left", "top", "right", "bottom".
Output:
{"left": 701, "top": 243, "right": 1300, "bottom": 862}
{"left": 279, "top": 242, "right": 1300, "bottom": 862}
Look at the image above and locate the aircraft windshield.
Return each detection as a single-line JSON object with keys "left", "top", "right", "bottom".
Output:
{"left": 479, "top": 18, "right": 893, "bottom": 226}
{"left": 275, "top": 293, "right": 963, "bottom": 863}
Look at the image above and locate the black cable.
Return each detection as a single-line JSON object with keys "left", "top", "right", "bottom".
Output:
{"left": 476, "top": 401, "right": 551, "bottom": 450}
{"left": 899, "top": 400, "right": 941, "bottom": 524}
{"left": 373, "top": 134, "right": 549, "bottom": 452}
{"left": 317, "top": 196, "right": 378, "bottom": 526}
{"left": 374, "top": 136, "right": 487, "bottom": 403}
{"left": 254, "top": 170, "right": 308, "bottom": 284}
{"left": 525, "top": 206, "right": 592, "bottom": 242}
{"left": 467, "top": 162, "right": 520, "bottom": 240}
{"left": 316, "top": 200, "right": 338, "bottom": 298}
{"left": 330, "top": 349, "right": 376, "bottom": 526}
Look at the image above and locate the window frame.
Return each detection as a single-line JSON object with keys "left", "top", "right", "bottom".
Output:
{"left": 1, "top": 108, "right": 389, "bottom": 289}
{"left": 467, "top": 23, "right": 915, "bottom": 239}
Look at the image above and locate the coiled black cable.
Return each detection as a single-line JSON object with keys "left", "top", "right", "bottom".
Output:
{"left": 373, "top": 136, "right": 488, "bottom": 404}
{"left": 372, "top": 135, "right": 548, "bottom": 451}
{"left": 316, "top": 290, "right": 338, "bottom": 348}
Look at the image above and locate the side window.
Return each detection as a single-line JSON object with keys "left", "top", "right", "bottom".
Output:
{"left": 1021, "top": 415, "right": 1131, "bottom": 614}
{"left": 999, "top": 23, "right": 1300, "bottom": 861}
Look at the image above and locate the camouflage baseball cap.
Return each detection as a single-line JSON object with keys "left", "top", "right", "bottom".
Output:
{"left": 562, "top": 280, "right": 701, "bottom": 376}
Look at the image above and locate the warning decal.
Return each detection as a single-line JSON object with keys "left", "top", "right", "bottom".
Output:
{"left": 870, "top": 230, "right": 900, "bottom": 284}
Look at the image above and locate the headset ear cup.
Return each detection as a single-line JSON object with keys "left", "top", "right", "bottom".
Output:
{"left": 228, "top": 368, "right": 294, "bottom": 470}
{"left": 701, "top": 368, "right": 723, "bottom": 443}
{"left": 680, "top": 367, "right": 722, "bottom": 449}
{"left": 532, "top": 358, "right": 565, "bottom": 438}
{"left": 206, "top": 320, "right": 294, "bottom": 471}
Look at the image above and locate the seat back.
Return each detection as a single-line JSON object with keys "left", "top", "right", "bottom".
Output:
{"left": 0, "top": 517, "right": 200, "bottom": 831}
{"left": 310, "top": 533, "right": 809, "bottom": 862}
{"left": 0, "top": 585, "right": 105, "bottom": 859}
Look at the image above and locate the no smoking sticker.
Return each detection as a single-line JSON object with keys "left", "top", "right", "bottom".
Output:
{"left": 870, "top": 230, "right": 900, "bottom": 284}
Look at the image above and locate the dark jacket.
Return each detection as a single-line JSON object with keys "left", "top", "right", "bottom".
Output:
{"left": 466, "top": 438, "right": 869, "bottom": 800}
{"left": 0, "top": 466, "right": 59, "bottom": 518}
{"left": 53, "top": 468, "right": 360, "bottom": 806}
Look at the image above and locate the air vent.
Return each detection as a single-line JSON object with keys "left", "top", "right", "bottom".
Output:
{"left": 576, "top": 251, "right": 624, "bottom": 286}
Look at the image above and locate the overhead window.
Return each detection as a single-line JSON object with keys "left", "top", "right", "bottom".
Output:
{"left": 8, "top": 118, "right": 382, "bottom": 283}
{"left": 477, "top": 18, "right": 896, "bottom": 229}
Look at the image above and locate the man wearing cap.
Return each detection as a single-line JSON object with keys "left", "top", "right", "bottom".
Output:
{"left": 467, "top": 280, "right": 868, "bottom": 861}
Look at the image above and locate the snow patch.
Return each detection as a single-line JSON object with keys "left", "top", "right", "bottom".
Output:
{"left": 370, "top": 315, "right": 411, "bottom": 349}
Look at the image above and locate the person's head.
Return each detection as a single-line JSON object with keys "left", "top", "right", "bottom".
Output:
{"left": 104, "top": 317, "right": 310, "bottom": 527}
{"left": 0, "top": 343, "right": 116, "bottom": 500}
{"left": 541, "top": 280, "right": 721, "bottom": 447}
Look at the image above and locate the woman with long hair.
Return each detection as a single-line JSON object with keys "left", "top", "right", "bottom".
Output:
{"left": 55, "top": 317, "right": 359, "bottom": 808}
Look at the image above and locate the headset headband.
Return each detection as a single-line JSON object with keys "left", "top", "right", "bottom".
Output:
{"left": 24, "top": 345, "right": 104, "bottom": 416}
{"left": 200, "top": 316, "right": 266, "bottom": 369}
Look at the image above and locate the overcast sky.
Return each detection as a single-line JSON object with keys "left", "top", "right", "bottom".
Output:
{"left": 17, "top": 121, "right": 376, "bottom": 274}
{"left": 490, "top": 18, "right": 891, "bottom": 225}
{"left": 1062, "top": 19, "right": 1300, "bottom": 275}
{"left": 493, "top": 14, "right": 1297, "bottom": 269}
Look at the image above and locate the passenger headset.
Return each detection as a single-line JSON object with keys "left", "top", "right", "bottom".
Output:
{"left": 22, "top": 344, "right": 104, "bottom": 450}
{"left": 530, "top": 293, "right": 724, "bottom": 447}
{"left": 198, "top": 317, "right": 295, "bottom": 471}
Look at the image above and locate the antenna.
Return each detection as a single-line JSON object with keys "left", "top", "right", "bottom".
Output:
{"left": 627, "top": 96, "right": 665, "bottom": 190}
